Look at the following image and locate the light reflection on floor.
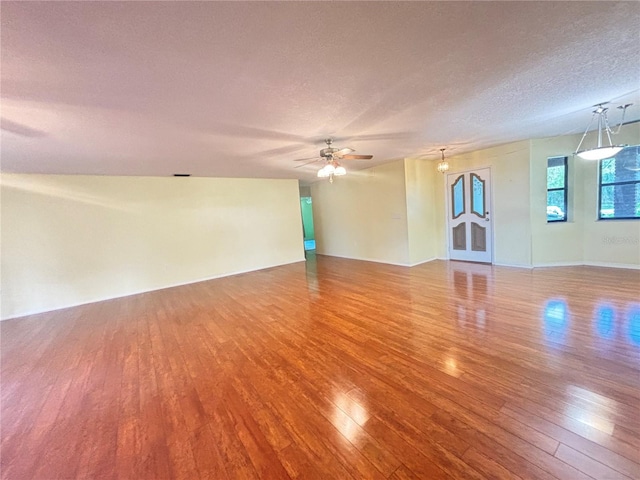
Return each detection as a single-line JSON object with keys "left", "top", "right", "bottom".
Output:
{"left": 451, "top": 264, "right": 490, "bottom": 332}
{"left": 543, "top": 299, "right": 569, "bottom": 345}
{"left": 627, "top": 305, "right": 640, "bottom": 346}
{"left": 592, "top": 303, "right": 640, "bottom": 346}
{"left": 444, "top": 356, "right": 459, "bottom": 377}
{"left": 595, "top": 304, "right": 616, "bottom": 340}
{"left": 545, "top": 300, "right": 640, "bottom": 348}
{"left": 564, "top": 385, "right": 617, "bottom": 435}
{"left": 332, "top": 392, "right": 369, "bottom": 444}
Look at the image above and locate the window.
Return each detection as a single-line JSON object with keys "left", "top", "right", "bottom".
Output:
{"left": 547, "top": 156, "right": 567, "bottom": 222}
{"left": 599, "top": 145, "right": 640, "bottom": 220}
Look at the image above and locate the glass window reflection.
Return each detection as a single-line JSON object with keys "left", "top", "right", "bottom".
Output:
{"left": 544, "top": 300, "right": 569, "bottom": 344}
{"left": 627, "top": 306, "right": 640, "bottom": 346}
{"left": 595, "top": 305, "right": 616, "bottom": 340}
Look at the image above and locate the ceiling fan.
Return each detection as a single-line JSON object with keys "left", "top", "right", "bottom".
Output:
{"left": 293, "top": 138, "right": 373, "bottom": 170}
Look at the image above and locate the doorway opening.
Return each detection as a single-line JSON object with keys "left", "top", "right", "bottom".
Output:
{"left": 300, "top": 196, "right": 316, "bottom": 251}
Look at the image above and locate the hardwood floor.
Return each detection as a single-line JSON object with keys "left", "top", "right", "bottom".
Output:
{"left": 2, "top": 256, "right": 639, "bottom": 479}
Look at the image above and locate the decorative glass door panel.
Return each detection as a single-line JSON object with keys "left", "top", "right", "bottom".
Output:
{"left": 446, "top": 168, "right": 492, "bottom": 263}
{"left": 471, "top": 173, "right": 486, "bottom": 218}
{"left": 452, "top": 175, "right": 465, "bottom": 218}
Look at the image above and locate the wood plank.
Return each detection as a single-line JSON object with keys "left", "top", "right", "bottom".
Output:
{"left": 462, "top": 447, "right": 526, "bottom": 480}
{"left": 430, "top": 409, "right": 590, "bottom": 480}
{"left": 500, "top": 404, "right": 640, "bottom": 477}
{"left": 554, "top": 443, "right": 633, "bottom": 480}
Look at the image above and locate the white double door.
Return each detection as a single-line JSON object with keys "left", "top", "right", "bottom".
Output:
{"left": 446, "top": 168, "right": 493, "bottom": 263}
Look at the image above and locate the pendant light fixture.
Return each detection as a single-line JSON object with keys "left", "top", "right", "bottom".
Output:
{"left": 574, "top": 103, "right": 631, "bottom": 160}
{"left": 437, "top": 148, "right": 449, "bottom": 174}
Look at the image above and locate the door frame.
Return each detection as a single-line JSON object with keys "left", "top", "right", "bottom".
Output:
{"left": 443, "top": 165, "right": 495, "bottom": 264}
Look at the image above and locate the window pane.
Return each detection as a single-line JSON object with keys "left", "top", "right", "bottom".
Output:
{"left": 547, "top": 157, "right": 566, "bottom": 189}
{"left": 600, "top": 183, "right": 640, "bottom": 219}
{"left": 600, "top": 158, "right": 616, "bottom": 184}
{"left": 600, "top": 146, "right": 640, "bottom": 185}
{"left": 598, "top": 145, "right": 640, "bottom": 220}
{"left": 547, "top": 191, "right": 566, "bottom": 221}
{"left": 547, "top": 156, "right": 567, "bottom": 222}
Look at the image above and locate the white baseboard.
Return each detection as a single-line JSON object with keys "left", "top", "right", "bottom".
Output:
{"left": 408, "top": 257, "right": 438, "bottom": 267}
{"left": 492, "top": 262, "right": 534, "bottom": 269}
{"left": 532, "top": 261, "right": 639, "bottom": 270}
{"left": 316, "top": 253, "right": 444, "bottom": 268}
{"left": 320, "top": 255, "right": 640, "bottom": 271}
{"left": 532, "top": 261, "right": 583, "bottom": 268}
{"left": 1, "top": 257, "right": 306, "bottom": 321}
{"left": 583, "top": 261, "right": 640, "bottom": 270}
{"left": 316, "top": 252, "right": 411, "bottom": 267}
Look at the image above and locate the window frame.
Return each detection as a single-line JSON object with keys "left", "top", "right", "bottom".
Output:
{"left": 598, "top": 146, "right": 640, "bottom": 221}
{"left": 547, "top": 156, "right": 568, "bottom": 223}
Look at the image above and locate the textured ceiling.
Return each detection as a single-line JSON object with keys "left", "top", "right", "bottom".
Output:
{"left": 2, "top": 1, "right": 639, "bottom": 183}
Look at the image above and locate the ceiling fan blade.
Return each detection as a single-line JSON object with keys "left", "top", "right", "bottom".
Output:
{"left": 293, "top": 156, "right": 320, "bottom": 162}
{"left": 294, "top": 159, "right": 320, "bottom": 168}
{"left": 334, "top": 147, "right": 355, "bottom": 157}
{"left": 342, "top": 154, "right": 373, "bottom": 160}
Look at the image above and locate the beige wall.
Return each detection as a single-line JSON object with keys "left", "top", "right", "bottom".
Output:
{"left": 530, "top": 135, "right": 584, "bottom": 265}
{"left": 530, "top": 122, "right": 640, "bottom": 268}
{"left": 311, "top": 159, "right": 410, "bottom": 265}
{"left": 1, "top": 174, "right": 305, "bottom": 319}
{"left": 404, "top": 157, "right": 440, "bottom": 265}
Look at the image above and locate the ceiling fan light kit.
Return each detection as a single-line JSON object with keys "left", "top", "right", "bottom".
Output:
{"left": 574, "top": 103, "right": 631, "bottom": 161}
{"left": 317, "top": 164, "right": 333, "bottom": 177}
{"left": 297, "top": 138, "right": 373, "bottom": 182}
{"left": 334, "top": 166, "right": 346, "bottom": 176}
{"left": 317, "top": 162, "right": 346, "bottom": 182}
